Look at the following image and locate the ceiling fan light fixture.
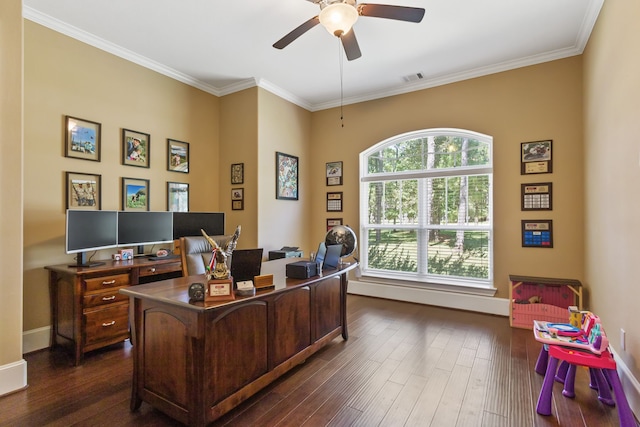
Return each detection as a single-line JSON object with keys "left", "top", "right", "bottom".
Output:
{"left": 319, "top": 3, "right": 359, "bottom": 37}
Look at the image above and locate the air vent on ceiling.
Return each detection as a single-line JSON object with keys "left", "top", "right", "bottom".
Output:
{"left": 403, "top": 72, "right": 424, "bottom": 83}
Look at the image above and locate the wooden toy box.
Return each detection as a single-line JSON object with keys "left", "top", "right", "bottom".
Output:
{"left": 509, "top": 275, "right": 582, "bottom": 329}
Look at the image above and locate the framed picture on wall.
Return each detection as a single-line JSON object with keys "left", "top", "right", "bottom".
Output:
{"left": 521, "top": 182, "right": 552, "bottom": 210}
{"left": 167, "top": 139, "right": 189, "bottom": 173}
{"left": 326, "top": 218, "right": 343, "bottom": 231}
{"left": 326, "top": 161, "right": 343, "bottom": 186}
{"left": 276, "top": 152, "right": 298, "bottom": 200}
{"left": 65, "top": 171, "right": 101, "bottom": 210}
{"left": 122, "top": 128, "right": 150, "bottom": 168}
{"left": 521, "top": 140, "right": 552, "bottom": 175}
{"left": 65, "top": 116, "right": 101, "bottom": 162}
{"left": 232, "top": 188, "right": 244, "bottom": 210}
{"left": 231, "top": 163, "right": 244, "bottom": 184}
{"left": 167, "top": 182, "right": 189, "bottom": 212}
{"left": 122, "top": 177, "right": 150, "bottom": 211}
{"left": 521, "top": 220, "right": 553, "bottom": 248}
{"left": 326, "top": 192, "right": 343, "bottom": 212}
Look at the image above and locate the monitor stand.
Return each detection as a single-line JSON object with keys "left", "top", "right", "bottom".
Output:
{"left": 68, "top": 251, "right": 105, "bottom": 268}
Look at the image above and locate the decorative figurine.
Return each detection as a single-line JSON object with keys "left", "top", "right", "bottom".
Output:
{"left": 201, "top": 225, "right": 241, "bottom": 280}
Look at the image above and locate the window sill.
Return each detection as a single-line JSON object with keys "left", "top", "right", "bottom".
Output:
{"left": 355, "top": 272, "right": 497, "bottom": 298}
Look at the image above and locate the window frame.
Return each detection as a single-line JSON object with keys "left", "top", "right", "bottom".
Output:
{"left": 359, "top": 128, "right": 494, "bottom": 290}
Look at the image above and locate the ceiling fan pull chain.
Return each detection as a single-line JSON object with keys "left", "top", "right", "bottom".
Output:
{"left": 339, "top": 38, "right": 345, "bottom": 128}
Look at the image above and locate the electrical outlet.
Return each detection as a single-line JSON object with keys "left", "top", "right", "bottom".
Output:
{"left": 621, "top": 328, "right": 626, "bottom": 351}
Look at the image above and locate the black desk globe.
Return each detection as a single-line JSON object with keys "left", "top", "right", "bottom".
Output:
{"left": 325, "top": 225, "right": 357, "bottom": 259}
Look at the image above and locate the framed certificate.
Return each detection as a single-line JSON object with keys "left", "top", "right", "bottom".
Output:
{"left": 521, "top": 140, "right": 552, "bottom": 175}
{"left": 521, "top": 182, "right": 552, "bottom": 210}
{"left": 521, "top": 220, "right": 553, "bottom": 248}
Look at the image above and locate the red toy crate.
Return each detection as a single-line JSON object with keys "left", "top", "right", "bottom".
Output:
{"left": 509, "top": 275, "right": 582, "bottom": 329}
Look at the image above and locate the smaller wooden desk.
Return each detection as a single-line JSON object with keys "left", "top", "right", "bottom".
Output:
{"left": 45, "top": 256, "right": 182, "bottom": 365}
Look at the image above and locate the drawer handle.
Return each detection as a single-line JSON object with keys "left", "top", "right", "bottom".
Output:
{"left": 101, "top": 295, "right": 116, "bottom": 301}
{"left": 102, "top": 280, "right": 116, "bottom": 285}
{"left": 102, "top": 321, "right": 116, "bottom": 327}
{"left": 149, "top": 267, "right": 156, "bottom": 273}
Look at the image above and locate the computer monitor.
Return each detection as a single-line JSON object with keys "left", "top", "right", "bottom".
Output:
{"left": 66, "top": 210, "right": 118, "bottom": 267}
{"left": 172, "top": 212, "right": 225, "bottom": 238}
{"left": 323, "top": 244, "right": 342, "bottom": 270}
{"left": 230, "top": 248, "right": 264, "bottom": 285}
{"left": 117, "top": 211, "right": 174, "bottom": 255}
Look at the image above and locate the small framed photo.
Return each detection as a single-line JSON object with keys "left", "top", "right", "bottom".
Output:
{"left": 231, "top": 163, "right": 244, "bottom": 184}
{"left": 326, "top": 161, "right": 343, "bottom": 186}
{"left": 327, "top": 192, "right": 343, "bottom": 212}
{"left": 122, "top": 177, "right": 150, "bottom": 211}
{"left": 65, "top": 171, "right": 101, "bottom": 210}
{"left": 123, "top": 128, "right": 150, "bottom": 168}
{"left": 167, "top": 139, "right": 189, "bottom": 173}
{"left": 521, "top": 140, "right": 552, "bottom": 175}
{"left": 521, "top": 182, "right": 552, "bottom": 211}
{"left": 167, "top": 182, "right": 189, "bottom": 212}
{"left": 326, "top": 218, "right": 343, "bottom": 231}
{"left": 232, "top": 188, "right": 244, "bottom": 211}
{"left": 521, "top": 220, "right": 553, "bottom": 248}
{"left": 276, "top": 152, "right": 299, "bottom": 200}
{"left": 232, "top": 188, "right": 244, "bottom": 200}
{"left": 65, "top": 116, "right": 101, "bottom": 162}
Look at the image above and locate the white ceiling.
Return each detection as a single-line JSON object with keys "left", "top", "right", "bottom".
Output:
{"left": 23, "top": 0, "right": 603, "bottom": 112}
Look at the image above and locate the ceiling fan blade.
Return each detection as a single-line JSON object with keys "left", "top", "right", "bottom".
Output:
{"left": 341, "top": 30, "right": 362, "bottom": 61}
{"left": 357, "top": 4, "right": 425, "bottom": 23}
{"left": 273, "top": 16, "right": 320, "bottom": 49}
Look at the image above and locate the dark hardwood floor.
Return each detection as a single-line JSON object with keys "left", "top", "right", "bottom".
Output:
{"left": 0, "top": 295, "right": 628, "bottom": 426}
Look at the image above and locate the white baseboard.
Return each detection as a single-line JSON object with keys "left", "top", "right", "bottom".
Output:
{"left": 348, "top": 279, "right": 510, "bottom": 316}
{"left": 611, "top": 347, "right": 640, "bottom": 420}
{"left": 0, "top": 359, "right": 27, "bottom": 397}
{"left": 22, "top": 326, "right": 51, "bottom": 354}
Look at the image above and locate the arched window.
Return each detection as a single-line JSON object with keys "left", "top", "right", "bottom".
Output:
{"left": 359, "top": 128, "right": 493, "bottom": 289}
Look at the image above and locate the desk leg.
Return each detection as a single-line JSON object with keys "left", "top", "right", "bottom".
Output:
{"left": 340, "top": 273, "right": 349, "bottom": 340}
{"left": 128, "top": 298, "right": 142, "bottom": 411}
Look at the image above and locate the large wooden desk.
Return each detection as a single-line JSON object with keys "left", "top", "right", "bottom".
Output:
{"left": 120, "top": 258, "right": 356, "bottom": 426}
{"left": 45, "top": 256, "right": 182, "bottom": 365}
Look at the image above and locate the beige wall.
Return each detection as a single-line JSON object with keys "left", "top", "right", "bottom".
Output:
{"left": 220, "top": 88, "right": 259, "bottom": 248}
{"left": 23, "top": 21, "right": 220, "bottom": 330}
{"left": 310, "top": 58, "right": 585, "bottom": 300}
{"left": 0, "top": 0, "right": 25, "bottom": 371}
{"left": 583, "top": 0, "right": 640, "bottom": 384}
{"left": 257, "top": 88, "right": 312, "bottom": 254}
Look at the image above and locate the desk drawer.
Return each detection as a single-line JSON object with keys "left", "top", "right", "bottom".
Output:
{"left": 84, "top": 273, "right": 130, "bottom": 292}
{"left": 84, "top": 288, "right": 129, "bottom": 309}
{"left": 139, "top": 262, "right": 181, "bottom": 277}
{"left": 84, "top": 304, "right": 129, "bottom": 346}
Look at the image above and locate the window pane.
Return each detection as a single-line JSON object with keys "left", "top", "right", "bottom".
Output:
{"left": 427, "top": 230, "right": 490, "bottom": 279}
{"left": 367, "top": 180, "right": 418, "bottom": 225}
{"left": 367, "top": 229, "right": 417, "bottom": 272}
{"left": 427, "top": 175, "right": 490, "bottom": 225}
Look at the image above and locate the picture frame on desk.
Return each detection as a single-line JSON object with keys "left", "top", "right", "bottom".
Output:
{"left": 65, "top": 116, "right": 101, "bottom": 162}
{"left": 122, "top": 177, "right": 150, "bottom": 211}
{"left": 65, "top": 171, "right": 101, "bottom": 210}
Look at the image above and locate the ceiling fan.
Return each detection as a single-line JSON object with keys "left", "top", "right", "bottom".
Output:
{"left": 273, "top": 0, "right": 425, "bottom": 61}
